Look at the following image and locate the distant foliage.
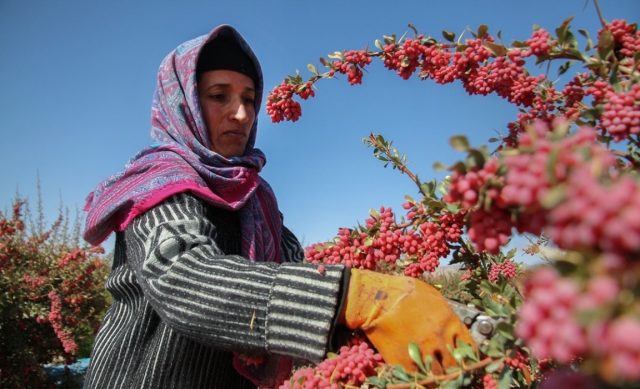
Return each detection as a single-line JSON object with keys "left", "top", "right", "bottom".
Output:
{"left": 0, "top": 199, "right": 110, "bottom": 389}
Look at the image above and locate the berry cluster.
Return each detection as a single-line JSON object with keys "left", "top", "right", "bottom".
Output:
{"left": 516, "top": 266, "right": 636, "bottom": 380}
{"left": 47, "top": 290, "right": 78, "bottom": 356}
{"left": 383, "top": 37, "right": 428, "bottom": 80}
{"left": 602, "top": 19, "right": 640, "bottom": 59}
{"left": 516, "top": 268, "right": 588, "bottom": 364}
{"left": 266, "top": 82, "right": 303, "bottom": 123}
{"left": 467, "top": 207, "right": 513, "bottom": 254}
{"left": 526, "top": 28, "right": 554, "bottom": 56}
{"left": 599, "top": 84, "right": 640, "bottom": 141}
{"left": 279, "top": 338, "right": 383, "bottom": 388}
{"left": 594, "top": 317, "right": 640, "bottom": 381}
{"left": 560, "top": 74, "right": 587, "bottom": 120}
{"left": 482, "top": 374, "right": 498, "bottom": 389}
{"left": 488, "top": 259, "right": 518, "bottom": 283}
{"left": 504, "top": 349, "right": 530, "bottom": 372}
{"left": 444, "top": 159, "right": 502, "bottom": 210}
{"left": 547, "top": 167, "right": 640, "bottom": 254}
{"left": 332, "top": 50, "right": 372, "bottom": 85}
{"left": 306, "top": 206, "right": 463, "bottom": 278}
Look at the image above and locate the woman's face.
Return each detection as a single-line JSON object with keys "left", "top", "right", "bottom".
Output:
{"left": 198, "top": 70, "right": 256, "bottom": 158}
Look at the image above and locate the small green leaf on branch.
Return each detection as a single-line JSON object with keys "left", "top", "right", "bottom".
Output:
{"left": 558, "top": 61, "right": 572, "bottom": 76}
{"left": 598, "top": 29, "right": 614, "bottom": 60}
{"left": 540, "top": 185, "right": 567, "bottom": 208}
{"left": 484, "top": 42, "right": 507, "bottom": 57}
{"left": 442, "top": 30, "right": 456, "bottom": 42}
{"left": 307, "top": 63, "right": 318, "bottom": 75}
{"left": 485, "top": 360, "right": 503, "bottom": 373}
{"left": 391, "top": 366, "right": 411, "bottom": 382}
{"left": 555, "top": 16, "right": 574, "bottom": 44}
{"left": 408, "top": 23, "right": 419, "bottom": 36}
{"left": 365, "top": 376, "right": 388, "bottom": 388}
{"left": 477, "top": 24, "right": 489, "bottom": 39}
{"left": 408, "top": 342, "right": 428, "bottom": 373}
{"left": 578, "top": 28, "right": 594, "bottom": 51}
{"left": 328, "top": 51, "right": 344, "bottom": 60}
{"left": 466, "top": 149, "right": 486, "bottom": 169}
{"left": 433, "top": 161, "right": 448, "bottom": 171}
{"left": 450, "top": 135, "right": 470, "bottom": 151}
{"left": 498, "top": 369, "right": 513, "bottom": 389}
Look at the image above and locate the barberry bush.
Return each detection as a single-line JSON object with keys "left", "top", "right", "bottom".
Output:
{"left": 0, "top": 199, "right": 110, "bottom": 389}
{"left": 269, "top": 5, "right": 639, "bottom": 389}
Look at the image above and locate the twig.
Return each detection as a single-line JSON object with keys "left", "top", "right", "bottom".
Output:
{"left": 592, "top": 0, "right": 607, "bottom": 28}
{"left": 367, "top": 134, "right": 427, "bottom": 196}
{"left": 385, "top": 357, "right": 494, "bottom": 389}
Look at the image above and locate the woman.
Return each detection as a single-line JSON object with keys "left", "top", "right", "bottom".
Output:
{"left": 83, "top": 25, "right": 473, "bottom": 389}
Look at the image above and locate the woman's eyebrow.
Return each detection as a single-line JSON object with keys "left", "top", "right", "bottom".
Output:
{"left": 204, "top": 83, "right": 255, "bottom": 93}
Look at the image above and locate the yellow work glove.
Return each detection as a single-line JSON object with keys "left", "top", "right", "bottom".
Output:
{"left": 340, "top": 269, "right": 475, "bottom": 373}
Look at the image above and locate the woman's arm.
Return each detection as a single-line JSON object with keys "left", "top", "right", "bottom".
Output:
{"left": 124, "top": 193, "right": 344, "bottom": 362}
{"left": 280, "top": 225, "right": 305, "bottom": 263}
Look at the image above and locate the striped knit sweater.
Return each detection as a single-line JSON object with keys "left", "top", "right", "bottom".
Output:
{"left": 83, "top": 193, "right": 346, "bottom": 388}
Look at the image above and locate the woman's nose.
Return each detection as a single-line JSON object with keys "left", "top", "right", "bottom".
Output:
{"left": 231, "top": 101, "right": 250, "bottom": 123}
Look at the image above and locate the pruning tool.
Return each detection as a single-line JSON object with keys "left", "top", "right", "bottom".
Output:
{"left": 447, "top": 299, "right": 503, "bottom": 345}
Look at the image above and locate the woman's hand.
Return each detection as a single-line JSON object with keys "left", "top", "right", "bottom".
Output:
{"left": 340, "top": 269, "right": 476, "bottom": 373}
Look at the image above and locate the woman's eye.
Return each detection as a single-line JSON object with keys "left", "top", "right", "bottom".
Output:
{"left": 243, "top": 97, "right": 255, "bottom": 105}
{"left": 208, "top": 94, "right": 226, "bottom": 101}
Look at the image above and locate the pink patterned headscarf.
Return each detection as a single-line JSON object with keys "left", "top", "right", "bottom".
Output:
{"left": 83, "top": 25, "right": 281, "bottom": 263}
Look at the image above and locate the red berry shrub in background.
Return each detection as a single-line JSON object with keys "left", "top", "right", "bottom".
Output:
{"left": 269, "top": 10, "right": 639, "bottom": 389}
{"left": 0, "top": 199, "right": 110, "bottom": 389}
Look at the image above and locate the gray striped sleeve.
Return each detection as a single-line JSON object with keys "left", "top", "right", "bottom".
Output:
{"left": 280, "top": 225, "right": 304, "bottom": 263}
{"left": 126, "top": 193, "right": 344, "bottom": 362}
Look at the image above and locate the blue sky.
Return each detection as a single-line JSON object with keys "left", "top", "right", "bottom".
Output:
{"left": 1, "top": 0, "right": 638, "bottom": 252}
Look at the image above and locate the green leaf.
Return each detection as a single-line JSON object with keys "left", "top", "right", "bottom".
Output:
{"left": 442, "top": 30, "right": 456, "bottom": 42}
{"left": 598, "top": 29, "right": 614, "bottom": 60}
{"left": 477, "top": 24, "right": 489, "bottom": 39}
{"left": 486, "top": 360, "right": 503, "bottom": 373}
{"left": 578, "top": 28, "right": 593, "bottom": 51}
{"left": 445, "top": 203, "right": 460, "bottom": 213}
{"left": 540, "top": 184, "right": 567, "bottom": 208}
{"left": 496, "top": 321, "right": 515, "bottom": 340}
{"left": 408, "top": 23, "right": 419, "bottom": 36}
{"left": 467, "top": 149, "right": 486, "bottom": 169}
{"left": 383, "top": 34, "right": 396, "bottom": 45}
{"left": 545, "top": 148, "right": 559, "bottom": 184}
{"left": 456, "top": 340, "right": 478, "bottom": 362}
{"left": 307, "top": 63, "right": 318, "bottom": 75}
{"left": 408, "top": 343, "right": 427, "bottom": 372}
{"left": 558, "top": 61, "right": 572, "bottom": 76}
{"left": 365, "top": 376, "right": 388, "bottom": 388}
{"left": 374, "top": 39, "right": 383, "bottom": 51}
{"left": 565, "top": 30, "right": 578, "bottom": 49}
{"left": 391, "top": 365, "right": 411, "bottom": 382}
{"left": 498, "top": 369, "right": 513, "bottom": 389}
{"left": 433, "top": 161, "right": 448, "bottom": 171}
{"left": 484, "top": 42, "right": 507, "bottom": 57}
{"left": 450, "top": 135, "right": 470, "bottom": 151}
{"left": 609, "top": 63, "right": 620, "bottom": 86}
{"left": 555, "top": 16, "right": 574, "bottom": 44}
{"left": 450, "top": 161, "right": 467, "bottom": 173}
{"left": 486, "top": 342, "right": 504, "bottom": 358}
